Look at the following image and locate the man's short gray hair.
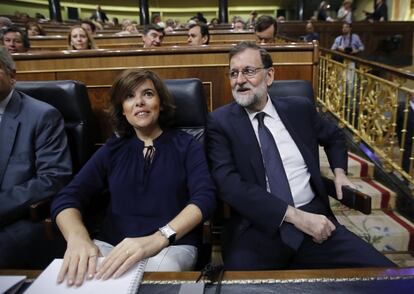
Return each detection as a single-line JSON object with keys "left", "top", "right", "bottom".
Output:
{"left": 0, "top": 16, "right": 12, "bottom": 28}
{"left": 0, "top": 47, "right": 16, "bottom": 75}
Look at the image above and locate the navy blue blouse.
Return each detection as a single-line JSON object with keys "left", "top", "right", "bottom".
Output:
{"left": 51, "top": 130, "right": 216, "bottom": 246}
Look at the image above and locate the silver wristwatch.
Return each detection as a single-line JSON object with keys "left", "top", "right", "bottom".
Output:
{"left": 159, "top": 224, "right": 177, "bottom": 245}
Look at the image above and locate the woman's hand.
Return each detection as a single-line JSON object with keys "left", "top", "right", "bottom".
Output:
{"left": 95, "top": 232, "right": 168, "bottom": 280}
{"left": 55, "top": 208, "right": 100, "bottom": 287}
{"left": 57, "top": 236, "right": 100, "bottom": 287}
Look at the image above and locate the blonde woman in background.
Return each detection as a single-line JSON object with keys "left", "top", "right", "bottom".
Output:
{"left": 67, "top": 25, "right": 98, "bottom": 50}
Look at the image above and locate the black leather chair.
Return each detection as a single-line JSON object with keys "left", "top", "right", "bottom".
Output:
{"left": 165, "top": 78, "right": 208, "bottom": 142}
{"left": 269, "top": 80, "right": 371, "bottom": 214}
{"left": 15, "top": 80, "right": 96, "bottom": 220}
{"left": 15, "top": 80, "right": 96, "bottom": 173}
{"left": 165, "top": 78, "right": 212, "bottom": 269}
{"left": 269, "top": 80, "right": 315, "bottom": 104}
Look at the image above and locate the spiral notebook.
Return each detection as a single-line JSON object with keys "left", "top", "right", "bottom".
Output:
{"left": 25, "top": 258, "right": 147, "bottom": 294}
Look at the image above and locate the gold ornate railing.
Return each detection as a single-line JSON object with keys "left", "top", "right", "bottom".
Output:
{"left": 318, "top": 48, "right": 414, "bottom": 188}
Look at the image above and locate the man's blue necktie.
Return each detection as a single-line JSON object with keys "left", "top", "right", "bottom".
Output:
{"left": 256, "top": 112, "right": 304, "bottom": 250}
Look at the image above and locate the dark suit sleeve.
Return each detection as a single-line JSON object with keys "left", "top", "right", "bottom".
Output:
{"left": 103, "top": 12, "right": 109, "bottom": 22}
{"left": 206, "top": 113, "right": 288, "bottom": 236}
{"left": 0, "top": 108, "right": 72, "bottom": 226}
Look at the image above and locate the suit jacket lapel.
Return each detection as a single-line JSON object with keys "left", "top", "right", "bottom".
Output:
{"left": 229, "top": 104, "right": 267, "bottom": 188}
{"left": 0, "top": 91, "right": 21, "bottom": 186}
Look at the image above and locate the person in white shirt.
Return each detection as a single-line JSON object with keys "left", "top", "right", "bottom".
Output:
{"left": 337, "top": 0, "right": 353, "bottom": 23}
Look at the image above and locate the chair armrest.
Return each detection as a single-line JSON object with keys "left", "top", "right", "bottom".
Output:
{"left": 29, "top": 198, "right": 52, "bottom": 222}
{"left": 322, "top": 176, "right": 371, "bottom": 215}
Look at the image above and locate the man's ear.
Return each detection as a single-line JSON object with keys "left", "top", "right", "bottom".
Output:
{"left": 266, "top": 66, "right": 275, "bottom": 86}
{"left": 202, "top": 36, "right": 208, "bottom": 45}
{"left": 10, "top": 69, "right": 17, "bottom": 85}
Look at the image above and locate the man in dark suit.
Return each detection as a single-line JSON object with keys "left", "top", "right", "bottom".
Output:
{"left": 90, "top": 5, "right": 108, "bottom": 23}
{"left": 364, "top": 0, "right": 388, "bottom": 22}
{"left": 0, "top": 48, "right": 72, "bottom": 268}
{"left": 206, "top": 41, "right": 395, "bottom": 270}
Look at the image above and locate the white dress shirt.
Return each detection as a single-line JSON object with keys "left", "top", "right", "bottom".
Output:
{"left": 246, "top": 96, "right": 314, "bottom": 208}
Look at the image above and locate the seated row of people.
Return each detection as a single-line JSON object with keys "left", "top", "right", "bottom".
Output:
{"left": 0, "top": 43, "right": 395, "bottom": 287}
{"left": 0, "top": 15, "right": 279, "bottom": 53}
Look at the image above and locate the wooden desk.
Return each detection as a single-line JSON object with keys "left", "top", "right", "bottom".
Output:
{"left": 2, "top": 267, "right": 414, "bottom": 294}
{"left": 2, "top": 266, "right": 413, "bottom": 281}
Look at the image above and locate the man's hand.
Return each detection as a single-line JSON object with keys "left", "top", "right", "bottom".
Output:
{"left": 334, "top": 168, "right": 356, "bottom": 200}
{"left": 333, "top": 168, "right": 357, "bottom": 200}
{"left": 285, "top": 206, "right": 336, "bottom": 243}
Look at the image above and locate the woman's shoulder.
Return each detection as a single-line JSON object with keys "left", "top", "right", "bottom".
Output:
{"left": 103, "top": 135, "right": 135, "bottom": 153}
{"left": 165, "top": 129, "right": 196, "bottom": 143}
{"left": 163, "top": 129, "right": 202, "bottom": 152}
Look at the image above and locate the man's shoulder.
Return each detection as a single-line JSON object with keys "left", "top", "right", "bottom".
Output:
{"left": 210, "top": 101, "right": 239, "bottom": 118}
{"left": 16, "top": 90, "right": 61, "bottom": 116}
{"left": 271, "top": 94, "right": 313, "bottom": 107}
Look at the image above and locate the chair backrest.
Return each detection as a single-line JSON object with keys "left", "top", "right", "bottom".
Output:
{"left": 164, "top": 78, "right": 208, "bottom": 142}
{"left": 15, "top": 80, "right": 95, "bottom": 172}
{"left": 268, "top": 80, "right": 315, "bottom": 103}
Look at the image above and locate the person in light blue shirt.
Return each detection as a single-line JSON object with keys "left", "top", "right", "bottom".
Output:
{"left": 331, "top": 22, "right": 364, "bottom": 55}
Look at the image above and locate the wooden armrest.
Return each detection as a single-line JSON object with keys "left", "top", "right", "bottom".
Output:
{"left": 322, "top": 177, "right": 372, "bottom": 215}
{"left": 43, "top": 218, "right": 58, "bottom": 240}
{"left": 29, "top": 197, "right": 52, "bottom": 222}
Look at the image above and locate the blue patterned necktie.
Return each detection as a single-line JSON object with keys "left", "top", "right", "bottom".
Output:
{"left": 256, "top": 112, "right": 304, "bottom": 250}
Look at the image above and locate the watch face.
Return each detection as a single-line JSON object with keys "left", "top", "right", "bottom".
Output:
{"left": 160, "top": 225, "right": 176, "bottom": 238}
{"left": 162, "top": 226, "right": 175, "bottom": 237}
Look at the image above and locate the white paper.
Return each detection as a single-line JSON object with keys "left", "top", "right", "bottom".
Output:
{"left": 25, "top": 258, "right": 146, "bottom": 294}
{"left": 0, "top": 275, "right": 26, "bottom": 294}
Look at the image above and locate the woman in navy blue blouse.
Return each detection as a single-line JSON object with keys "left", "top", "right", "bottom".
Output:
{"left": 51, "top": 69, "right": 216, "bottom": 287}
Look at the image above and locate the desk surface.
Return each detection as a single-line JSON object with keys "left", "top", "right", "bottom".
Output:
{"left": 1, "top": 266, "right": 414, "bottom": 280}
{"left": 2, "top": 267, "right": 414, "bottom": 294}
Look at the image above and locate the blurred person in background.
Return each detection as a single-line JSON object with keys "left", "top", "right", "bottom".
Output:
{"left": 81, "top": 20, "right": 97, "bottom": 35}
{"left": 67, "top": 25, "right": 98, "bottom": 50}
{"left": 255, "top": 15, "right": 276, "bottom": 44}
{"left": 25, "top": 22, "right": 46, "bottom": 37}
{"left": 90, "top": 5, "right": 108, "bottom": 23}
{"left": 187, "top": 23, "right": 209, "bottom": 46}
{"left": 1, "top": 26, "right": 30, "bottom": 53}
{"left": 142, "top": 24, "right": 165, "bottom": 48}
{"left": 317, "top": 1, "right": 334, "bottom": 21}
{"left": 233, "top": 18, "right": 246, "bottom": 31}
{"left": 364, "top": 0, "right": 388, "bottom": 22}
{"left": 301, "top": 22, "right": 320, "bottom": 42}
{"left": 337, "top": 0, "right": 353, "bottom": 23}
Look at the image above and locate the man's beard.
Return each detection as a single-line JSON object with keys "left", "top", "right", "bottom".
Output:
{"left": 232, "top": 81, "right": 268, "bottom": 109}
